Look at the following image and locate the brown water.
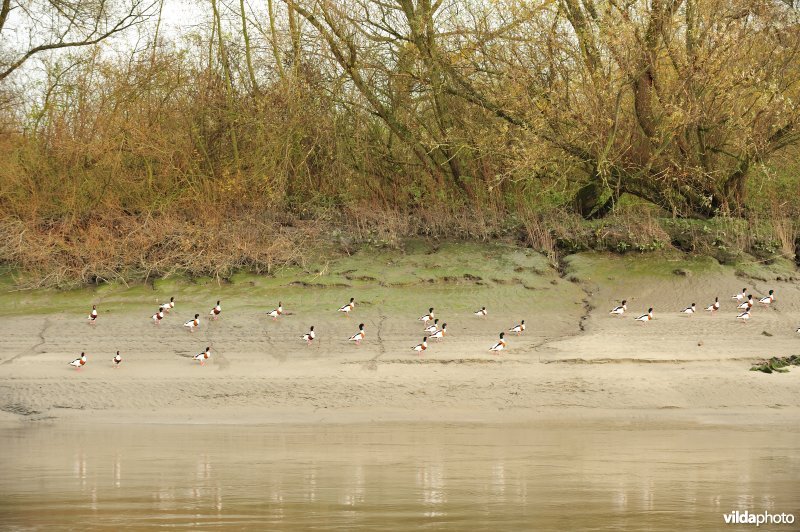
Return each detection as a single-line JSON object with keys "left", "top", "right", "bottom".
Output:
{"left": 1, "top": 422, "right": 798, "bottom": 530}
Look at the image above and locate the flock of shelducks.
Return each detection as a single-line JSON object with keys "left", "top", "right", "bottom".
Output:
{"left": 71, "top": 296, "right": 528, "bottom": 369}
{"left": 609, "top": 287, "right": 778, "bottom": 323}
{"left": 70, "top": 285, "right": 791, "bottom": 370}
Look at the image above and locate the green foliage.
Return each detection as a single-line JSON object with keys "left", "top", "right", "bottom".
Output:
{"left": 750, "top": 356, "right": 800, "bottom": 374}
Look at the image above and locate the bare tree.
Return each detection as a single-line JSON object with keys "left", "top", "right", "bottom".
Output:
{"left": 0, "top": 0, "right": 158, "bottom": 82}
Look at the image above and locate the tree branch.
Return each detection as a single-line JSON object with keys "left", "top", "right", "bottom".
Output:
{"left": 0, "top": 0, "right": 156, "bottom": 82}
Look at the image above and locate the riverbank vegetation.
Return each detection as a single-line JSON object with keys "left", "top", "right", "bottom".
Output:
{"left": 1, "top": 0, "right": 799, "bottom": 286}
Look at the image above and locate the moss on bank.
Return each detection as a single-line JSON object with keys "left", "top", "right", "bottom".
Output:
{"left": 0, "top": 241, "right": 563, "bottom": 316}
{"left": 2, "top": 236, "right": 798, "bottom": 319}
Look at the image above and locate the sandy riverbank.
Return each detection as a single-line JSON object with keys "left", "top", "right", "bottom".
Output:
{"left": 1, "top": 246, "right": 799, "bottom": 427}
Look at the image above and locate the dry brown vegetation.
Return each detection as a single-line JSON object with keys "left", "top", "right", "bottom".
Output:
{"left": 0, "top": 214, "right": 323, "bottom": 287}
{"left": 1, "top": 0, "right": 799, "bottom": 285}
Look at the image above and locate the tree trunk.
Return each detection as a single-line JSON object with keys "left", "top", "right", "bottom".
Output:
{"left": 286, "top": 0, "right": 302, "bottom": 73}
{"left": 239, "top": 0, "right": 259, "bottom": 94}
{"left": 723, "top": 160, "right": 749, "bottom": 216}
{"left": 211, "top": 0, "right": 241, "bottom": 172}
{"left": 266, "top": 0, "right": 286, "bottom": 80}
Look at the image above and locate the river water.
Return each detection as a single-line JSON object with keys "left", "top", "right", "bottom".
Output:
{"left": 1, "top": 422, "right": 798, "bottom": 530}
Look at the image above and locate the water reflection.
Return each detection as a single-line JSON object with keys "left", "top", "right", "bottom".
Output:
{"left": 113, "top": 453, "right": 122, "bottom": 489}
{"left": 304, "top": 468, "right": 317, "bottom": 503}
{"left": 1, "top": 423, "right": 798, "bottom": 529}
{"left": 342, "top": 463, "right": 365, "bottom": 507}
{"left": 417, "top": 461, "right": 445, "bottom": 516}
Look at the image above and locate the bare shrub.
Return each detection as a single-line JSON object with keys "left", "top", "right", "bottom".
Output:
{"left": 0, "top": 213, "right": 324, "bottom": 288}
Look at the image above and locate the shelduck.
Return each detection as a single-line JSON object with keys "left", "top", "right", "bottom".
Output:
{"left": 267, "top": 302, "right": 284, "bottom": 321}
{"left": 490, "top": 332, "right": 506, "bottom": 353}
{"left": 736, "top": 309, "right": 751, "bottom": 322}
{"left": 184, "top": 314, "right": 200, "bottom": 332}
{"left": 348, "top": 323, "right": 365, "bottom": 345}
{"left": 338, "top": 298, "right": 355, "bottom": 317}
{"left": 302, "top": 326, "right": 316, "bottom": 345}
{"left": 635, "top": 308, "right": 654, "bottom": 323}
{"left": 412, "top": 338, "right": 428, "bottom": 354}
{"left": 193, "top": 347, "right": 211, "bottom": 366}
{"left": 429, "top": 323, "right": 447, "bottom": 341}
{"left": 705, "top": 297, "right": 720, "bottom": 312}
{"left": 474, "top": 306, "right": 487, "bottom": 317}
{"left": 151, "top": 307, "right": 165, "bottom": 324}
{"left": 112, "top": 351, "right": 122, "bottom": 366}
{"left": 209, "top": 301, "right": 222, "bottom": 319}
{"left": 509, "top": 320, "right": 526, "bottom": 335}
{"left": 164, "top": 297, "right": 175, "bottom": 313}
{"left": 88, "top": 305, "right": 98, "bottom": 323}
{"left": 424, "top": 319, "right": 440, "bottom": 334}
{"left": 69, "top": 352, "right": 87, "bottom": 370}
{"left": 732, "top": 288, "right": 747, "bottom": 301}
{"left": 418, "top": 308, "right": 435, "bottom": 325}
{"left": 758, "top": 290, "right": 775, "bottom": 306}
{"left": 737, "top": 296, "right": 754, "bottom": 310}
{"left": 609, "top": 300, "right": 627, "bottom": 316}
{"left": 682, "top": 303, "right": 696, "bottom": 316}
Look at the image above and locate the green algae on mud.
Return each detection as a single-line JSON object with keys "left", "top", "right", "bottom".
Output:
{"left": 270, "top": 241, "right": 554, "bottom": 289}
{"left": 562, "top": 252, "right": 725, "bottom": 283}
{"left": 732, "top": 256, "right": 799, "bottom": 282}
{"left": 0, "top": 242, "right": 559, "bottom": 317}
{"left": 563, "top": 251, "right": 799, "bottom": 288}
{"left": 1, "top": 242, "right": 796, "bottom": 318}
